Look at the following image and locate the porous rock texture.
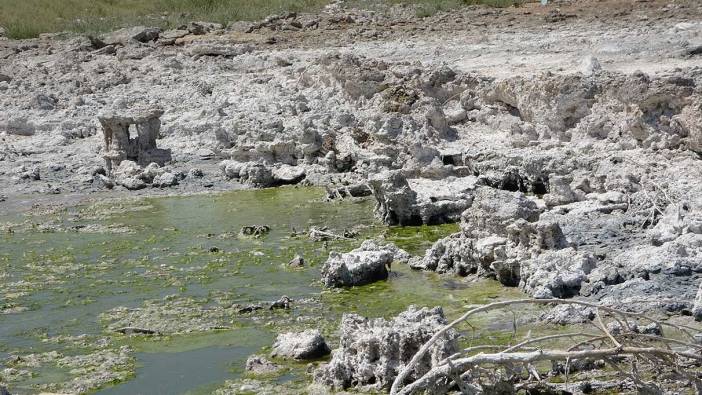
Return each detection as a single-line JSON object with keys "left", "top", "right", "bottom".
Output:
{"left": 314, "top": 306, "right": 458, "bottom": 392}
{"left": 369, "top": 170, "right": 478, "bottom": 225}
{"left": 321, "top": 240, "right": 410, "bottom": 288}
{"left": 271, "top": 329, "right": 330, "bottom": 360}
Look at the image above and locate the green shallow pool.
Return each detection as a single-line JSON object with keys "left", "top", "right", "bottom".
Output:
{"left": 0, "top": 187, "right": 524, "bottom": 394}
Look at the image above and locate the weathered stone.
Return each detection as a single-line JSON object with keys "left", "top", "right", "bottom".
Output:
{"left": 520, "top": 249, "right": 597, "bottom": 299}
{"left": 2, "top": 116, "right": 35, "bottom": 136}
{"left": 580, "top": 55, "right": 602, "bottom": 76}
{"left": 271, "top": 329, "right": 330, "bottom": 360}
{"left": 158, "top": 29, "right": 189, "bottom": 45}
{"left": 14, "top": 165, "right": 41, "bottom": 181}
{"left": 99, "top": 107, "right": 171, "bottom": 174}
{"left": 321, "top": 240, "right": 408, "bottom": 288}
{"left": 543, "top": 175, "right": 580, "bottom": 207}
{"left": 35, "top": 94, "right": 57, "bottom": 110}
{"left": 271, "top": 164, "right": 306, "bottom": 185}
{"left": 409, "top": 233, "right": 476, "bottom": 275}
{"left": 240, "top": 224, "right": 270, "bottom": 238}
{"left": 139, "top": 162, "right": 162, "bottom": 182}
{"left": 118, "top": 177, "right": 147, "bottom": 190}
{"left": 152, "top": 172, "right": 178, "bottom": 188}
{"left": 187, "top": 21, "right": 223, "bottom": 35}
{"left": 269, "top": 295, "right": 291, "bottom": 310}
{"left": 369, "top": 170, "right": 477, "bottom": 226}
{"left": 188, "top": 168, "right": 204, "bottom": 178}
{"left": 540, "top": 304, "right": 596, "bottom": 325}
{"left": 227, "top": 20, "right": 257, "bottom": 33}
{"left": 314, "top": 306, "right": 458, "bottom": 392}
{"left": 221, "top": 161, "right": 276, "bottom": 187}
{"left": 113, "top": 160, "right": 146, "bottom": 190}
{"left": 368, "top": 170, "right": 420, "bottom": 225}
{"left": 188, "top": 43, "right": 253, "bottom": 57}
{"left": 461, "top": 187, "right": 541, "bottom": 237}
{"left": 487, "top": 72, "right": 599, "bottom": 140}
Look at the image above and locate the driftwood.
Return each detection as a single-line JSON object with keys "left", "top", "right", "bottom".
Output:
{"left": 390, "top": 298, "right": 702, "bottom": 395}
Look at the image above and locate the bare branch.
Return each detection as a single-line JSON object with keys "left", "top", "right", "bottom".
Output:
{"left": 397, "top": 346, "right": 702, "bottom": 395}
{"left": 502, "top": 332, "right": 600, "bottom": 353}
{"left": 390, "top": 298, "right": 702, "bottom": 395}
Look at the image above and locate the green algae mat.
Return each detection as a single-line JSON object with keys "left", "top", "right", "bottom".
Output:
{"left": 0, "top": 187, "right": 524, "bottom": 394}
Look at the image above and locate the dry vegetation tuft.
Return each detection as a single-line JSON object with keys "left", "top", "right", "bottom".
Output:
{"left": 0, "top": 0, "right": 329, "bottom": 39}
{"left": 0, "top": 0, "right": 528, "bottom": 39}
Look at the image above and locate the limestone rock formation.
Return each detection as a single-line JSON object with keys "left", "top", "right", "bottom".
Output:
{"left": 314, "top": 306, "right": 458, "bottom": 392}
{"left": 369, "top": 170, "right": 477, "bottom": 226}
{"left": 411, "top": 186, "right": 595, "bottom": 298}
{"left": 98, "top": 107, "right": 171, "bottom": 174}
{"left": 320, "top": 240, "right": 409, "bottom": 288}
{"left": 271, "top": 330, "right": 330, "bottom": 360}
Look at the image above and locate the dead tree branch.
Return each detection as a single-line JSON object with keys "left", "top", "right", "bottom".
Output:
{"left": 390, "top": 298, "right": 702, "bottom": 395}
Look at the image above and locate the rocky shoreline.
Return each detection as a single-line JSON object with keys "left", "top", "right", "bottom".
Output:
{"left": 2, "top": 0, "right": 702, "bottom": 393}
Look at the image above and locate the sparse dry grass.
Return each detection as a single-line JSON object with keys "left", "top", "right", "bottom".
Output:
{"left": 0, "top": 0, "right": 528, "bottom": 39}
{"left": 0, "top": 0, "right": 329, "bottom": 39}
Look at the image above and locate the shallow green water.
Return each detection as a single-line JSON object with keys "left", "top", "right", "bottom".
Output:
{"left": 0, "top": 187, "right": 523, "bottom": 394}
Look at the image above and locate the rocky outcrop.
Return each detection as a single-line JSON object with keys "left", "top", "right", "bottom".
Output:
{"left": 314, "top": 306, "right": 458, "bottom": 392}
{"left": 411, "top": 187, "right": 543, "bottom": 276}
{"left": 520, "top": 249, "right": 597, "bottom": 299}
{"left": 411, "top": 186, "right": 595, "bottom": 299}
{"left": 220, "top": 160, "right": 274, "bottom": 187}
{"left": 541, "top": 304, "right": 596, "bottom": 325}
{"left": 188, "top": 43, "right": 253, "bottom": 58}
{"left": 368, "top": 171, "right": 419, "bottom": 225}
{"left": 461, "top": 187, "right": 541, "bottom": 237}
{"left": 187, "top": 21, "right": 223, "bottom": 35}
{"left": 369, "top": 170, "right": 478, "bottom": 226}
{"left": 271, "top": 330, "right": 330, "bottom": 360}
{"left": 271, "top": 164, "right": 306, "bottom": 185}
{"left": 98, "top": 107, "right": 171, "bottom": 174}
{"left": 220, "top": 160, "right": 307, "bottom": 187}
{"left": 320, "top": 240, "right": 409, "bottom": 288}
{"left": 487, "top": 73, "right": 596, "bottom": 136}
{"left": 112, "top": 161, "right": 181, "bottom": 190}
